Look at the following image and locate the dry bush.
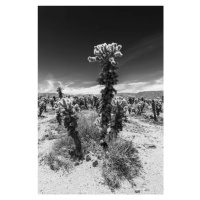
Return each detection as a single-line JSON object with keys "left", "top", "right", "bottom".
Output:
{"left": 77, "top": 110, "right": 100, "bottom": 141}
{"left": 44, "top": 135, "right": 75, "bottom": 171}
{"left": 45, "top": 151, "right": 73, "bottom": 172}
{"left": 77, "top": 110, "right": 103, "bottom": 155}
{"left": 102, "top": 138, "right": 142, "bottom": 190}
{"left": 39, "top": 129, "right": 59, "bottom": 142}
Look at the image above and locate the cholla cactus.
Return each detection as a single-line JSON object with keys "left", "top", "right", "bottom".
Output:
{"left": 38, "top": 97, "right": 46, "bottom": 117}
{"left": 60, "top": 98, "right": 82, "bottom": 155}
{"left": 56, "top": 87, "right": 82, "bottom": 156}
{"left": 109, "top": 98, "right": 127, "bottom": 140}
{"left": 56, "top": 87, "right": 63, "bottom": 99}
{"left": 74, "top": 104, "right": 80, "bottom": 112}
{"left": 88, "top": 43, "right": 123, "bottom": 143}
{"left": 88, "top": 43, "right": 122, "bottom": 66}
{"left": 151, "top": 99, "right": 157, "bottom": 121}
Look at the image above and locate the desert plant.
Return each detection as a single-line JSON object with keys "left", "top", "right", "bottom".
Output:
{"left": 102, "top": 138, "right": 142, "bottom": 190}
{"left": 55, "top": 88, "right": 63, "bottom": 125}
{"left": 56, "top": 86, "right": 63, "bottom": 99}
{"left": 88, "top": 43, "right": 123, "bottom": 144}
{"left": 109, "top": 98, "right": 127, "bottom": 140}
{"left": 44, "top": 148, "right": 73, "bottom": 172}
{"left": 55, "top": 87, "right": 82, "bottom": 158}
{"left": 151, "top": 99, "right": 157, "bottom": 121}
{"left": 77, "top": 110, "right": 99, "bottom": 141}
{"left": 76, "top": 110, "right": 104, "bottom": 155}
{"left": 38, "top": 97, "right": 46, "bottom": 117}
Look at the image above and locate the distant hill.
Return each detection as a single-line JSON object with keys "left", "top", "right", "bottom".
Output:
{"left": 38, "top": 93, "right": 58, "bottom": 97}
{"left": 117, "top": 91, "right": 163, "bottom": 99}
{"left": 39, "top": 91, "right": 163, "bottom": 100}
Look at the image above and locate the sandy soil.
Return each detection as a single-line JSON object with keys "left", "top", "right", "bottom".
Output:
{"left": 38, "top": 107, "right": 163, "bottom": 194}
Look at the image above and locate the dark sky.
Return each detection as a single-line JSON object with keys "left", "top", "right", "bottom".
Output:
{"left": 38, "top": 6, "right": 163, "bottom": 94}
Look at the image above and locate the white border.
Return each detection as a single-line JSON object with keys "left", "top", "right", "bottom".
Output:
{"left": 1, "top": 0, "right": 200, "bottom": 200}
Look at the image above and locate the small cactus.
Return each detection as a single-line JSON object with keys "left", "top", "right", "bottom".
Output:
{"left": 56, "top": 87, "right": 63, "bottom": 99}
{"left": 151, "top": 99, "right": 157, "bottom": 121}
{"left": 56, "top": 87, "right": 82, "bottom": 155}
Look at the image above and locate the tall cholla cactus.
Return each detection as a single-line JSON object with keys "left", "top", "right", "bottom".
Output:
{"left": 88, "top": 43, "right": 123, "bottom": 141}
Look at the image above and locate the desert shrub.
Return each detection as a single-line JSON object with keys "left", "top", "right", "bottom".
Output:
{"left": 53, "top": 135, "right": 80, "bottom": 160}
{"left": 77, "top": 110, "right": 100, "bottom": 141}
{"left": 45, "top": 151, "right": 73, "bottom": 172}
{"left": 77, "top": 110, "right": 104, "bottom": 155}
{"left": 102, "top": 138, "right": 142, "bottom": 190}
{"left": 44, "top": 135, "right": 75, "bottom": 171}
{"left": 39, "top": 128, "right": 59, "bottom": 142}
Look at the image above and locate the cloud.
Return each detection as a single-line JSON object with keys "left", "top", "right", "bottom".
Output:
{"left": 140, "top": 83, "right": 163, "bottom": 92}
{"left": 115, "top": 81, "right": 149, "bottom": 93}
{"left": 38, "top": 79, "right": 103, "bottom": 94}
{"left": 38, "top": 76, "right": 163, "bottom": 94}
{"left": 154, "top": 77, "right": 163, "bottom": 84}
{"left": 62, "top": 85, "right": 104, "bottom": 94}
{"left": 82, "top": 81, "right": 95, "bottom": 85}
{"left": 118, "top": 34, "right": 163, "bottom": 68}
{"left": 139, "top": 77, "right": 163, "bottom": 92}
{"left": 38, "top": 80, "right": 74, "bottom": 93}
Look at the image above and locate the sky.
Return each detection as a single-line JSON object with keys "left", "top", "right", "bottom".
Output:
{"left": 38, "top": 6, "right": 163, "bottom": 94}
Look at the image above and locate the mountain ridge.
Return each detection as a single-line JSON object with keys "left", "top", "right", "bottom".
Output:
{"left": 39, "top": 91, "right": 163, "bottom": 99}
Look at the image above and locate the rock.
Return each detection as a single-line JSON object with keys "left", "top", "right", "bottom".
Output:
{"left": 74, "top": 162, "right": 79, "bottom": 166}
{"left": 62, "top": 147, "right": 67, "bottom": 151}
{"left": 86, "top": 155, "right": 91, "bottom": 161}
{"left": 145, "top": 188, "right": 150, "bottom": 191}
{"left": 148, "top": 144, "right": 156, "bottom": 149}
{"left": 92, "top": 160, "right": 98, "bottom": 167}
{"left": 79, "top": 160, "right": 83, "bottom": 164}
{"left": 89, "top": 151, "right": 94, "bottom": 156}
{"left": 144, "top": 144, "right": 156, "bottom": 149}
{"left": 50, "top": 162, "right": 59, "bottom": 171}
{"left": 135, "top": 189, "right": 140, "bottom": 193}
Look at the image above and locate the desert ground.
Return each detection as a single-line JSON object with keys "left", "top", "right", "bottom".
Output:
{"left": 38, "top": 104, "right": 163, "bottom": 194}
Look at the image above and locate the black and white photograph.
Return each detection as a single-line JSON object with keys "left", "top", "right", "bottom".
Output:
{"left": 38, "top": 6, "right": 163, "bottom": 194}
{"left": 2, "top": 0, "right": 200, "bottom": 199}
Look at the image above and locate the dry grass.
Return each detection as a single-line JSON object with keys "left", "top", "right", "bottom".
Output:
{"left": 77, "top": 110, "right": 100, "bottom": 141}
{"left": 44, "top": 135, "right": 75, "bottom": 172}
{"left": 102, "top": 138, "right": 142, "bottom": 190}
{"left": 77, "top": 110, "right": 103, "bottom": 155}
{"left": 45, "top": 151, "right": 74, "bottom": 172}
